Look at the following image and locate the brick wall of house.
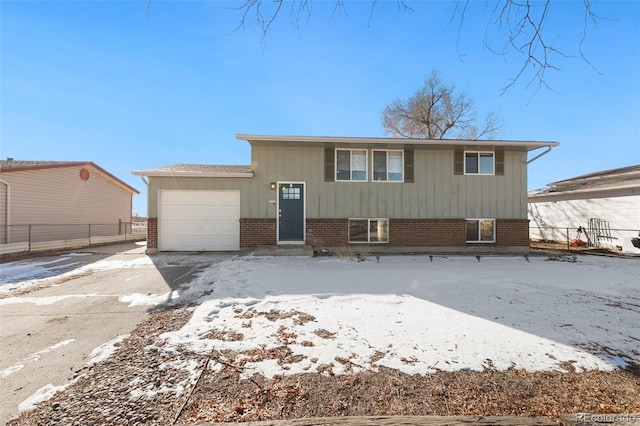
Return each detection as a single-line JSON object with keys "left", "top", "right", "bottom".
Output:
{"left": 147, "top": 218, "right": 157, "bottom": 250}
{"left": 304, "top": 218, "right": 529, "bottom": 248}
{"left": 389, "top": 219, "right": 467, "bottom": 246}
{"left": 495, "top": 219, "right": 530, "bottom": 246}
{"left": 306, "top": 219, "right": 349, "bottom": 247}
{"left": 239, "top": 218, "right": 276, "bottom": 247}
{"left": 154, "top": 217, "right": 528, "bottom": 251}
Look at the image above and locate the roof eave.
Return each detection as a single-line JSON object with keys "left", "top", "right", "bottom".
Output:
{"left": 529, "top": 184, "right": 640, "bottom": 200}
{"left": 132, "top": 171, "right": 254, "bottom": 178}
{"left": 235, "top": 134, "right": 558, "bottom": 151}
{"left": 1, "top": 161, "right": 139, "bottom": 194}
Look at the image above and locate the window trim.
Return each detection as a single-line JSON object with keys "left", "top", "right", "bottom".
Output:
{"left": 372, "top": 149, "right": 404, "bottom": 183}
{"left": 335, "top": 149, "right": 368, "bottom": 182}
{"left": 348, "top": 218, "right": 389, "bottom": 244}
{"left": 464, "top": 151, "right": 495, "bottom": 176}
{"left": 465, "top": 218, "right": 496, "bottom": 243}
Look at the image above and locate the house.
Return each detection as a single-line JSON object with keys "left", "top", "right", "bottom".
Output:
{"left": 528, "top": 165, "right": 640, "bottom": 253}
{"left": 132, "top": 134, "right": 558, "bottom": 254}
{"left": 0, "top": 160, "right": 139, "bottom": 245}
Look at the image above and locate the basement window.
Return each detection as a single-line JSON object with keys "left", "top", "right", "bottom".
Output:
{"left": 466, "top": 219, "right": 495, "bottom": 243}
{"left": 349, "top": 219, "right": 389, "bottom": 243}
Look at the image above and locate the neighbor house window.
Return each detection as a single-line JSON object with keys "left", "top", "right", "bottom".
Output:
{"left": 466, "top": 219, "right": 495, "bottom": 243}
{"left": 349, "top": 219, "right": 389, "bottom": 243}
{"left": 336, "top": 149, "right": 367, "bottom": 181}
{"left": 373, "top": 150, "right": 403, "bottom": 182}
{"left": 465, "top": 152, "right": 494, "bottom": 175}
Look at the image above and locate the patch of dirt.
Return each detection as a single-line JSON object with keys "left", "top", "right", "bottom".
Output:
{"left": 178, "top": 366, "right": 640, "bottom": 424}
{"left": 313, "top": 329, "right": 337, "bottom": 339}
{"left": 204, "top": 329, "right": 245, "bottom": 341}
{"left": 9, "top": 304, "right": 640, "bottom": 425}
{"left": 530, "top": 240, "right": 619, "bottom": 254}
{"left": 237, "top": 309, "right": 317, "bottom": 326}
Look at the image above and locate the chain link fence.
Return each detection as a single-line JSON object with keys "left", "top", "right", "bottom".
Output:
{"left": 530, "top": 225, "right": 640, "bottom": 253}
{"left": 0, "top": 221, "right": 147, "bottom": 255}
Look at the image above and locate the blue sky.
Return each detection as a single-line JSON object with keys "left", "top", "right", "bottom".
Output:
{"left": 2, "top": 1, "right": 639, "bottom": 216}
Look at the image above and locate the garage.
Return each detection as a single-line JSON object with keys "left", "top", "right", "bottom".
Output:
{"left": 159, "top": 190, "right": 240, "bottom": 251}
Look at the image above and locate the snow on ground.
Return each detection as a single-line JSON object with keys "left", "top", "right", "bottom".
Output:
{"left": 159, "top": 254, "right": 640, "bottom": 378}
{"left": 0, "top": 258, "right": 84, "bottom": 290}
{"left": 2, "top": 251, "right": 638, "bottom": 396}
{"left": 0, "top": 254, "right": 156, "bottom": 294}
{"left": 18, "top": 376, "right": 82, "bottom": 412}
{"left": 1, "top": 339, "right": 75, "bottom": 379}
{"left": 88, "top": 334, "right": 131, "bottom": 365}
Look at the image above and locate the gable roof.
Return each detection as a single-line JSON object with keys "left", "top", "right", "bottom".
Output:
{"left": 529, "top": 165, "right": 640, "bottom": 199}
{"left": 132, "top": 164, "right": 253, "bottom": 178}
{"left": 236, "top": 134, "right": 559, "bottom": 152}
{"left": 0, "top": 159, "right": 139, "bottom": 194}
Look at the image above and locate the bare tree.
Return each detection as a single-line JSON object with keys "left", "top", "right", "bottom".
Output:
{"left": 227, "top": 0, "right": 602, "bottom": 92}
{"left": 381, "top": 71, "right": 502, "bottom": 140}
{"left": 452, "top": 0, "right": 603, "bottom": 93}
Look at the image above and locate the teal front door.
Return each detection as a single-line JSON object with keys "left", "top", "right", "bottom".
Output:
{"left": 278, "top": 183, "right": 305, "bottom": 241}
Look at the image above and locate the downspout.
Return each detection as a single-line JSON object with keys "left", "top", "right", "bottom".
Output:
{"left": 527, "top": 145, "right": 554, "bottom": 164}
{"left": 0, "top": 179, "right": 9, "bottom": 243}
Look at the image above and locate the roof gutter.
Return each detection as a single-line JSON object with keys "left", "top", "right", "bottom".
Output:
{"left": 527, "top": 145, "right": 554, "bottom": 164}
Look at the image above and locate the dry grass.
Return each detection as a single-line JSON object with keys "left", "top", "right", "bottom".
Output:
{"left": 178, "top": 366, "right": 640, "bottom": 424}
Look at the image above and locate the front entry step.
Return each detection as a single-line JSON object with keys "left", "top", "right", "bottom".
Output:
{"left": 253, "top": 245, "right": 314, "bottom": 257}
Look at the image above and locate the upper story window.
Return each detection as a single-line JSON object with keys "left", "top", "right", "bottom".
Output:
{"left": 373, "top": 150, "right": 403, "bottom": 182}
{"left": 465, "top": 152, "right": 495, "bottom": 175}
{"left": 336, "top": 149, "right": 367, "bottom": 181}
{"left": 325, "top": 148, "right": 413, "bottom": 183}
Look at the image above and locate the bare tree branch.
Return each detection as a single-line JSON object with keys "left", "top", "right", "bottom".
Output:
{"left": 223, "top": 0, "right": 603, "bottom": 92}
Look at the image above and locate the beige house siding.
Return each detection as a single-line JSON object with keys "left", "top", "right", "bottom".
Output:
{"left": 1, "top": 165, "right": 133, "bottom": 225}
{"left": 251, "top": 146, "right": 527, "bottom": 219}
{"left": 147, "top": 147, "right": 528, "bottom": 220}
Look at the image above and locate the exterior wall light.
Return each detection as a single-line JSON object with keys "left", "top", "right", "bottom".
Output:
{"left": 270, "top": 182, "right": 276, "bottom": 190}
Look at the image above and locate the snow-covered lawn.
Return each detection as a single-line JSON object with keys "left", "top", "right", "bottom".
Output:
{"left": 2, "top": 252, "right": 637, "bottom": 380}
{"left": 156, "top": 253, "right": 639, "bottom": 379}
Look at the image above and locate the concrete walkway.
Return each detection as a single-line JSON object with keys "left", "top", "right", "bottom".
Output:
{"left": 0, "top": 242, "right": 220, "bottom": 424}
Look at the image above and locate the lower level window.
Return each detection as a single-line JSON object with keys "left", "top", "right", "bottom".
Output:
{"left": 466, "top": 219, "right": 495, "bottom": 242}
{"left": 349, "top": 219, "right": 389, "bottom": 243}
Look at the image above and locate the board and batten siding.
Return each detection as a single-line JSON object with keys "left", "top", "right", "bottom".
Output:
{"left": 148, "top": 146, "right": 528, "bottom": 220}
{"left": 1, "top": 166, "right": 133, "bottom": 225}
{"left": 148, "top": 146, "right": 527, "bottom": 219}
{"left": 250, "top": 146, "right": 528, "bottom": 219}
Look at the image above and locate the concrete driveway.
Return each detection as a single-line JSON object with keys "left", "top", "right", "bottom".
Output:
{"left": 0, "top": 242, "right": 226, "bottom": 424}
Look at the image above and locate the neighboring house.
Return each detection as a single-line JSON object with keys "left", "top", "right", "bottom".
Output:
{"left": 0, "top": 160, "right": 139, "bottom": 243}
{"left": 528, "top": 165, "right": 640, "bottom": 253}
{"left": 132, "top": 134, "right": 558, "bottom": 254}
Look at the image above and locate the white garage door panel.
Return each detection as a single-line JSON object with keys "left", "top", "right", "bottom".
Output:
{"left": 159, "top": 191, "right": 240, "bottom": 251}
{"left": 161, "top": 205, "right": 239, "bottom": 221}
{"left": 161, "top": 220, "right": 238, "bottom": 236}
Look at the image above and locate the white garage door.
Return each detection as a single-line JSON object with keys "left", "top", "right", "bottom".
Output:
{"left": 159, "top": 190, "right": 240, "bottom": 251}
